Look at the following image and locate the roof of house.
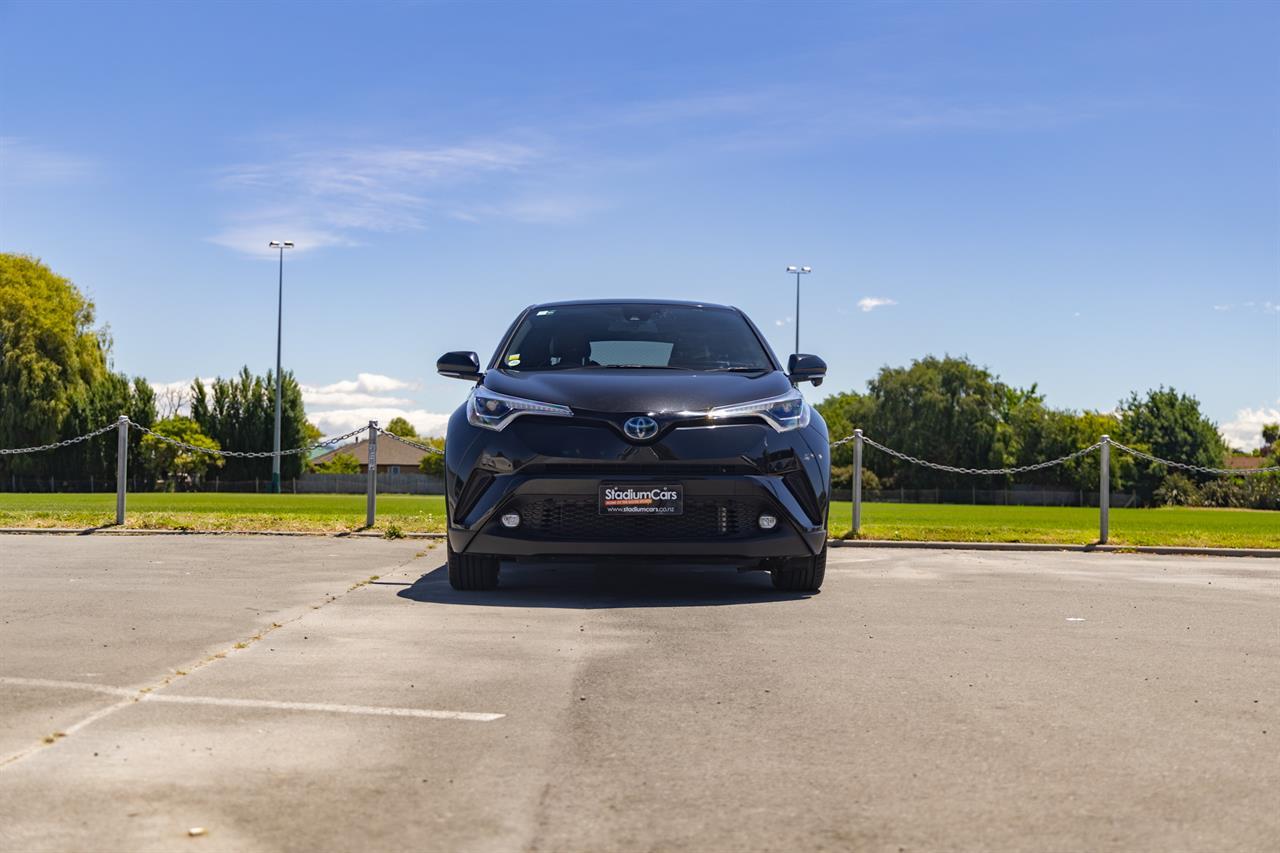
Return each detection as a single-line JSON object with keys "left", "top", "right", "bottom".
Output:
{"left": 1227, "top": 455, "right": 1268, "bottom": 470}
{"left": 312, "top": 437, "right": 434, "bottom": 467}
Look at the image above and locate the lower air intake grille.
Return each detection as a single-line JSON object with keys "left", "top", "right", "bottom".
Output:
{"left": 513, "top": 498, "right": 766, "bottom": 541}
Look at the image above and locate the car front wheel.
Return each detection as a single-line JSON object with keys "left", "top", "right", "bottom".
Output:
{"left": 447, "top": 541, "right": 500, "bottom": 591}
{"left": 769, "top": 544, "right": 826, "bottom": 592}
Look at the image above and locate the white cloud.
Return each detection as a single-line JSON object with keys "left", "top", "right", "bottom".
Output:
{"left": 305, "top": 373, "right": 418, "bottom": 395}
{"left": 302, "top": 391, "right": 416, "bottom": 408}
{"left": 774, "top": 317, "right": 793, "bottom": 327}
{"left": 310, "top": 408, "right": 451, "bottom": 439}
{"left": 1219, "top": 403, "right": 1280, "bottom": 451}
{"left": 857, "top": 297, "right": 897, "bottom": 313}
{"left": 300, "top": 373, "right": 445, "bottom": 437}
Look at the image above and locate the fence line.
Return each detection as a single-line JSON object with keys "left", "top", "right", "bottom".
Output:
{"left": 0, "top": 418, "right": 1275, "bottom": 537}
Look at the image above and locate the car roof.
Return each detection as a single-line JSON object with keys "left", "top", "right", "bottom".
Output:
{"left": 527, "top": 298, "right": 738, "bottom": 311}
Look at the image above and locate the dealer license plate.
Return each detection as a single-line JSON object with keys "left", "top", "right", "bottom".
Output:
{"left": 598, "top": 483, "right": 684, "bottom": 516}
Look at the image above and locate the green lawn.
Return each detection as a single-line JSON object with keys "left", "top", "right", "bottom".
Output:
{"left": 0, "top": 493, "right": 1275, "bottom": 548}
{"left": 0, "top": 492, "right": 447, "bottom": 534}
{"left": 829, "top": 502, "right": 1279, "bottom": 549}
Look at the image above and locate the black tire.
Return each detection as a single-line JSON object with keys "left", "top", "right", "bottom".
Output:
{"left": 447, "top": 541, "right": 500, "bottom": 591}
{"left": 770, "top": 544, "right": 826, "bottom": 592}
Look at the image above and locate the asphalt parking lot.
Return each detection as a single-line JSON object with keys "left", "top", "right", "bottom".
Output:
{"left": 1, "top": 536, "right": 1276, "bottom": 852}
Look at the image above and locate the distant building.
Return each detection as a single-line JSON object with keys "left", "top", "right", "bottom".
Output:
{"left": 312, "top": 438, "right": 428, "bottom": 475}
{"left": 1227, "top": 455, "right": 1267, "bottom": 470}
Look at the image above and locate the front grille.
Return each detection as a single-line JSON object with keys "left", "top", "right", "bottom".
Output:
{"left": 511, "top": 497, "right": 768, "bottom": 541}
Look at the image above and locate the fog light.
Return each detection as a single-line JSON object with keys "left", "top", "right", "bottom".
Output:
{"left": 500, "top": 512, "right": 521, "bottom": 528}
{"left": 758, "top": 513, "right": 777, "bottom": 530}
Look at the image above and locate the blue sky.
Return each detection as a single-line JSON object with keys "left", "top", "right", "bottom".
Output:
{"left": 2, "top": 0, "right": 1277, "bottom": 447}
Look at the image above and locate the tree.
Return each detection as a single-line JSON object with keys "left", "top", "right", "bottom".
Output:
{"left": 814, "top": 391, "right": 876, "bottom": 470}
{"left": 865, "top": 355, "right": 1012, "bottom": 487}
{"left": 140, "top": 416, "right": 223, "bottom": 487}
{"left": 156, "top": 384, "right": 188, "bottom": 419}
{"left": 0, "top": 253, "right": 154, "bottom": 482}
{"left": 385, "top": 417, "right": 418, "bottom": 438}
{"left": 1115, "top": 388, "right": 1227, "bottom": 504}
{"left": 416, "top": 438, "right": 447, "bottom": 477}
{"left": 189, "top": 367, "right": 309, "bottom": 480}
{"left": 815, "top": 355, "right": 1137, "bottom": 494}
{"left": 1, "top": 254, "right": 108, "bottom": 467}
{"left": 314, "top": 452, "right": 360, "bottom": 474}
{"left": 1263, "top": 423, "right": 1279, "bottom": 457}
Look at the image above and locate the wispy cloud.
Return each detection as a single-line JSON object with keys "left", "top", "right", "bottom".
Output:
{"left": 1219, "top": 403, "right": 1280, "bottom": 451}
{"left": 857, "top": 297, "right": 897, "bottom": 312}
{"left": 453, "top": 194, "right": 606, "bottom": 225}
{"left": 0, "top": 137, "right": 93, "bottom": 185}
{"left": 208, "top": 139, "right": 555, "bottom": 254}
{"left": 1212, "top": 301, "right": 1280, "bottom": 315}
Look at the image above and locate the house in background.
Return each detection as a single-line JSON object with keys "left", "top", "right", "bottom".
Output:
{"left": 1227, "top": 455, "right": 1268, "bottom": 471}
{"left": 311, "top": 438, "right": 426, "bottom": 475}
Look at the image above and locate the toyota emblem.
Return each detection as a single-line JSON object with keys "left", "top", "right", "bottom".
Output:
{"left": 623, "top": 416, "right": 660, "bottom": 441}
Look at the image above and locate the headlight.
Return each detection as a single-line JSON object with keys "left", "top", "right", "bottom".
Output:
{"left": 467, "top": 387, "right": 573, "bottom": 431}
{"left": 708, "top": 389, "right": 810, "bottom": 432}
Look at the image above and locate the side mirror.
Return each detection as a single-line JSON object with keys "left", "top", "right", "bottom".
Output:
{"left": 437, "top": 351, "right": 483, "bottom": 381}
{"left": 787, "top": 353, "right": 826, "bottom": 387}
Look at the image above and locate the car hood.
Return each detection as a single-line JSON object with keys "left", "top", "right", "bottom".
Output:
{"left": 483, "top": 368, "right": 794, "bottom": 414}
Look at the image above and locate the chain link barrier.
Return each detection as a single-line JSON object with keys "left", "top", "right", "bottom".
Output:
{"left": 4, "top": 421, "right": 1278, "bottom": 477}
{"left": 1108, "top": 439, "right": 1280, "bottom": 476}
{"left": 125, "top": 421, "right": 369, "bottom": 458}
{"left": 0, "top": 421, "right": 120, "bottom": 456}
{"left": 376, "top": 429, "right": 445, "bottom": 455}
{"left": 855, "top": 435, "right": 1104, "bottom": 476}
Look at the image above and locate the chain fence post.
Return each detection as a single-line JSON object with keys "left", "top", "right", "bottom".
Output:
{"left": 1099, "top": 435, "right": 1110, "bottom": 544}
{"left": 115, "top": 415, "right": 128, "bottom": 525}
{"left": 852, "top": 429, "right": 863, "bottom": 536}
{"left": 365, "top": 421, "right": 378, "bottom": 527}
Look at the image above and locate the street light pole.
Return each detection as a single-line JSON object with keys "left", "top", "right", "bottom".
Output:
{"left": 268, "top": 240, "right": 294, "bottom": 494}
{"left": 785, "top": 265, "right": 811, "bottom": 355}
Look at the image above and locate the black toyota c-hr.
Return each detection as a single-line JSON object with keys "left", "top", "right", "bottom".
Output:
{"left": 437, "top": 300, "right": 831, "bottom": 592}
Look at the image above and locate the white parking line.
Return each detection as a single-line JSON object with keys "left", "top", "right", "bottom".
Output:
{"left": 0, "top": 676, "right": 505, "bottom": 722}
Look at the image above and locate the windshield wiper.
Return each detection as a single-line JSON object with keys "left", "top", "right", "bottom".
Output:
{"left": 705, "top": 366, "right": 770, "bottom": 373}
{"left": 582, "top": 364, "right": 691, "bottom": 370}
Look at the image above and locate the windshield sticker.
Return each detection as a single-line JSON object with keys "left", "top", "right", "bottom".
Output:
{"left": 506, "top": 353, "right": 521, "bottom": 367}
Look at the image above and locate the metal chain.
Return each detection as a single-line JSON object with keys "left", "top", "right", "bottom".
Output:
{"left": 0, "top": 421, "right": 121, "bottom": 455}
{"left": 126, "top": 421, "right": 368, "bottom": 458}
{"left": 854, "top": 435, "right": 1104, "bottom": 476}
{"left": 1108, "top": 440, "right": 1280, "bottom": 476}
{"left": 377, "top": 429, "right": 445, "bottom": 455}
{"left": 5, "top": 422, "right": 1274, "bottom": 477}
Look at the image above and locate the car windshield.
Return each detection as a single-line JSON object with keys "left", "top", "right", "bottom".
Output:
{"left": 498, "top": 303, "right": 774, "bottom": 372}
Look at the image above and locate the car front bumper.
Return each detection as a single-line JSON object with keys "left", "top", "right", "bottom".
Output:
{"left": 450, "top": 472, "right": 827, "bottom": 560}
{"left": 443, "top": 410, "right": 831, "bottom": 562}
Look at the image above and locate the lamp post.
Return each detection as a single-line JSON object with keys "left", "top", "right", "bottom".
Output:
{"left": 785, "top": 265, "right": 811, "bottom": 355}
{"left": 268, "top": 240, "right": 294, "bottom": 494}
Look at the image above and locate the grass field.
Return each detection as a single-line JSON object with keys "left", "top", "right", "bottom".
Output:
{"left": 829, "top": 502, "right": 1278, "bottom": 549}
{"left": 0, "top": 492, "right": 1275, "bottom": 548}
